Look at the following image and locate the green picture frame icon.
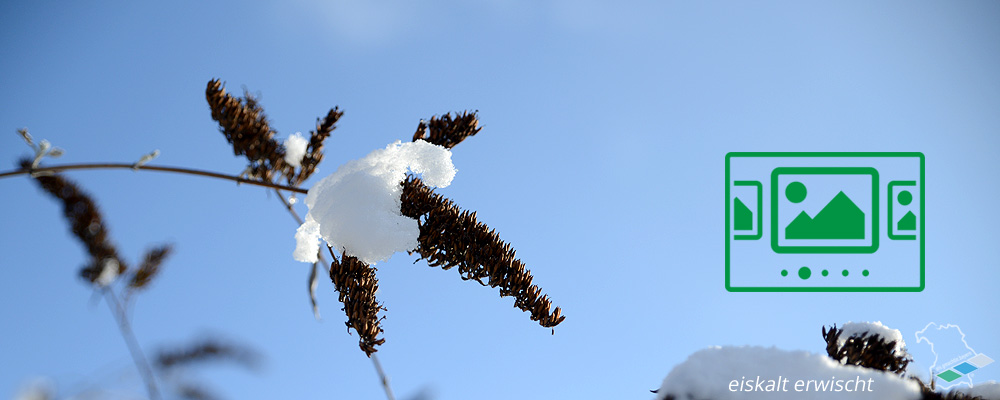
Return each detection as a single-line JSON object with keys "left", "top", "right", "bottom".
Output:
{"left": 725, "top": 152, "right": 925, "bottom": 292}
{"left": 888, "top": 180, "right": 917, "bottom": 240}
{"left": 733, "top": 180, "right": 762, "bottom": 240}
{"left": 770, "top": 167, "right": 879, "bottom": 254}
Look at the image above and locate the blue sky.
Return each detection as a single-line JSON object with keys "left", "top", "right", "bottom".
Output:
{"left": 1, "top": 1, "right": 998, "bottom": 399}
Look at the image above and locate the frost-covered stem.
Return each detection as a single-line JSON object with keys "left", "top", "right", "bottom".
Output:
{"left": 103, "top": 289, "right": 161, "bottom": 400}
{"left": 0, "top": 163, "right": 308, "bottom": 194}
{"left": 274, "top": 189, "right": 395, "bottom": 400}
{"left": 274, "top": 188, "right": 306, "bottom": 225}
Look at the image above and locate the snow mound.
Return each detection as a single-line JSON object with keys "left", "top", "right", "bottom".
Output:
{"left": 284, "top": 132, "right": 309, "bottom": 168}
{"left": 839, "top": 321, "right": 908, "bottom": 356}
{"left": 952, "top": 381, "right": 1000, "bottom": 400}
{"left": 293, "top": 140, "right": 456, "bottom": 264}
{"left": 656, "top": 346, "right": 921, "bottom": 400}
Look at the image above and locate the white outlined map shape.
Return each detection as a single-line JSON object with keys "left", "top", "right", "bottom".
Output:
{"left": 915, "top": 323, "right": 986, "bottom": 389}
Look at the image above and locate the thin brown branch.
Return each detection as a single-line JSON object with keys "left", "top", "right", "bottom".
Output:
{"left": 0, "top": 163, "right": 308, "bottom": 194}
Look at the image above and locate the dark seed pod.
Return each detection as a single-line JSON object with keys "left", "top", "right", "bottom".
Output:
{"left": 401, "top": 175, "right": 565, "bottom": 328}
{"left": 412, "top": 111, "right": 481, "bottom": 149}
{"left": 20, "top": 158, "right": 127, "bottom": 284}
{"left": 205, "top": 79, "right": 294, "bottom": 184}
{"left": 329, "top": 251, "right": 386, "bottom": 356}
{"left": 822, "top": 324, "right": 911, "bottom": 375}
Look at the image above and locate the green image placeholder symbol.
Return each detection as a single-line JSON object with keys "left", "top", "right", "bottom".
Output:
{"left": 784, "top": 181, "right": 866, "bottom": 240}
{"left": 734, "top": 198, "right": 753, "bottom": 231}
{"left": 897, "top": 190, "right": 916, "bottom": 231}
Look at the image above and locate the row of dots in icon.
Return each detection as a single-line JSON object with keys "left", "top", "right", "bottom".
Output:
{"left": 781, "top": 267, "right": 869, "bottom": 280}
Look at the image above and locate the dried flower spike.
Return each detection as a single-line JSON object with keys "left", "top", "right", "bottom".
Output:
{"left": 412, "top": 111, "right": 481, "bottom": 149}
{"left": 401, "top": 175, "right": 565, "bottom": 329}
{"left": 205, "top": 79, "right": 293, "bottom": 183}
{"left": 155, "top": 339, "right": 259, "bottom": 371}
{"left": 292, "top": 107, "right": 342, "bottom": 186}
{"left": 329, "top": 251, "right": 386, "bottom": 356}
{"left": 19, "top": 158, "right": 128, "bottom": 284}
{"left": 128, "top": 244, "right": 173, "bottom": 291}
{"left": 822, "top": 325, "right": 911, "bottom": 375}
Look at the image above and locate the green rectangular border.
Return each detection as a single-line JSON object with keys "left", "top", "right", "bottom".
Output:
{"left": 725, "top": 152, "right": 925, "bottom": 292}
{"left": 887, "top": 180, "right": 917, "bottom": 240}
{"left": 733, "top": 180, "right": 762, "bottom": 240}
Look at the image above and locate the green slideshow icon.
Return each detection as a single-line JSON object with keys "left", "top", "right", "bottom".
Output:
{"left": 725, "top": 153, "right": 924, "bottom": 292}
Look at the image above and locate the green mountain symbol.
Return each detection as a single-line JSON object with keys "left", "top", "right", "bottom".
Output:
{"left": 785, "top": 191, "right": 865, "bottom": 239}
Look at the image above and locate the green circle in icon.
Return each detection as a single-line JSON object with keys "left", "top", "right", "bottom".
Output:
{"left": 862, "top": 269, "right": 870, "bottom": 277}
{"left": 798, "top": 267, "right": 811, "bottom": 280}
{"left": 842, "top": 269, "right": 849, "bottom": 277}
{"left": 898, "top": 190, "right": 913, "bottom": 206}
{"left": 786, "top": 181, "right": 807, "bottom": 203}
{"left": 822, "top": 269, "right": 829, "bottom": 277}
{"left": 781, "top": 269, "right": 788, "bottom": 277}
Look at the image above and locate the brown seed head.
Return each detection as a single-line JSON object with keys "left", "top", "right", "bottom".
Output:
{"left": 329, "top": 251, "right": 386, "bottom": 356}
{"left": 20, "top": 158, "right": 127, "bottom": 284}
{"left": 412, "top": 111, "right": 481, "bottom": 149}
{"left": 400, "top": 175, "right": 565, "bottom": 328}
{"left": 822, "top": 325, "right": 911, "bottom": 375}
{"left": 293, "top": 107, "right": 343, "bottom": 186}
{"left": 205, "top": 79, "right": 294, "bottom": 183}
{"left": 128, "top": 244, "right": 173, "bottom": 291}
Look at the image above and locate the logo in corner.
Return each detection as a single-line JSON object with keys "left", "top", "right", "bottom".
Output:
{"left": 915, "top": 322, "right": 994, "bottom": 389}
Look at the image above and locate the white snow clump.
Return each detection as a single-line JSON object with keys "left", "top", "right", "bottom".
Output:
{"left": 656, "top": 346, "right": 922, "bottom": 400}
{"left": 283, "top": 132, "right": 309, "bottom": 168}
{"left": 839, "top": 321, "right": 908, "bottom": 356}
{"left": 95, "top": 258, "right": 120, "bottom": 287}
{"left": 293, "top": 140, "right": 455, "bottom": 265}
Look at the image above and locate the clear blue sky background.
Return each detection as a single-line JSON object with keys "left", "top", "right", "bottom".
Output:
{"left": 2, "top": 1, "right": 998, "bottom": 399}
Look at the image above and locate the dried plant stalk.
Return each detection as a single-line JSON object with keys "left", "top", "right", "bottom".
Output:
{"left": 412, "top": 111, "right": 481, "bottom": 149}
{"left": 175, "top": 384, "right": 219, "bottom": 400}
{"left": 294, "top": 108, "right": 343, "bottom": 186}
{"left": 19, "top": 158, "right": 127, "bottom": 283}
{"left": 329, "top": 251, "right": 386, "bottom": 356}
{"left": 205, "top": 79, "right": 294, "bottom": 183}
{"left": 155, "top": 339, "right": 259, "bottom": 371}
{"left": 129, "top": 244, "right": 173, "bottom": 291}
{"left": 400, "top": 176, "right": 565, "bottom": 328}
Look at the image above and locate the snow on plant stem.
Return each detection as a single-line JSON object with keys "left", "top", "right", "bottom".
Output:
{"left": 293, "top": 140, "right": 456, "bottom": 264}
{"left": 283, "top": 132, "right": 308, "bottom": 168}
{"left": 838, "top": 321, "right": 908, "bottom": 356}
